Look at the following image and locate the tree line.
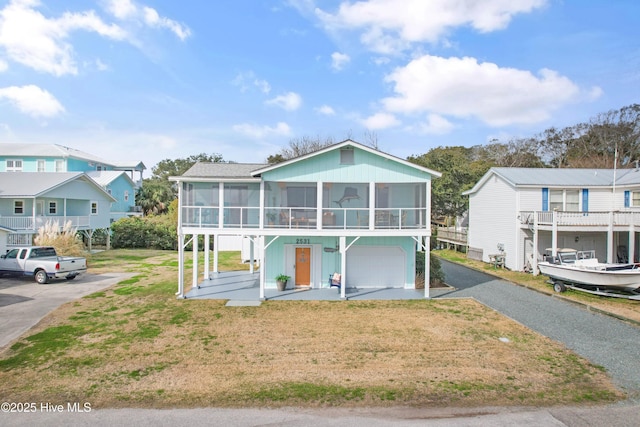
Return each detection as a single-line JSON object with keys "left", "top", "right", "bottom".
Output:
{"left": 135, "top": 104, "right": 640, "bottom": 221}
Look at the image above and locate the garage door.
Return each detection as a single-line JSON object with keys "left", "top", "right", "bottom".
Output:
{"left": 346, "top": 246, "right": 406, "bottom": 287}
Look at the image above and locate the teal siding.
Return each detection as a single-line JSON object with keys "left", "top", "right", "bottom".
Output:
{"left": 0, "top": 156, "right": 113, "bottom": 173}
{"left": 264, "top": 235, "right": 416, "bottom": 289}
{"left": 264, "top": 236, "right": 338, "bottom": 288}
{"left": 262, "top": 147, "right": 432, "bottom": 183}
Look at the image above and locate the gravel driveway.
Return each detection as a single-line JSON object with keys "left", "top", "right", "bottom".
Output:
{"left": 438, "top": 260, "right": 640, "bottom": 397}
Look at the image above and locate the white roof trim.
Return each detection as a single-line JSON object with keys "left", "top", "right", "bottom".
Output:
{"left": 250, "top": 139, "right": 442, "bottom": 178}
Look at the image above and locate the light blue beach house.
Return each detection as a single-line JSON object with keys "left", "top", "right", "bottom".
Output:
{"left": 0, "top": 143, "right": 145, "bottom": 248}
{"left": 171, "top": 140, "right": 441, "bottom": 299}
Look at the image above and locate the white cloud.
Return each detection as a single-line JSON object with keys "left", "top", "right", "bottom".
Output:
{"left": 105, "top": 0, "right": 137, "bottom": 20}
{"left": 361, "top": 112, "right": 400, "bottom": 130}
{"left": 0, "top": 84, "right": 65, "bottom": 117}
{"left": 0, "top": 58, "right": 7, "bottom": 71}
{"left": 0, "top": 0, "right": 127, "bottom": 76}
{"left": 316, "top": 104, "right": 335, "bottom": 115}
{"left": 382, "top": 55, "right": 582, "bottom": 127}
{"left": 254, "top": 78, "right": 271, "bottom": 94}
{"left": 231, "top": 71, "right": 271, "bottom": 94}
{"left": 142, "top": 7, "right": 191, "bottom": 41}
{"left": 265, "top": 92, "right": 302, "bottom": 111}
{"left": 316, "top": 0, "right": 547, "bottom": 54}
{"left": 331, "top": 51, "right": 350, "bottom": 71}
{"left": 104, "top": 0, "right": 191, "bottom": 40}
{"left": 418, "top": 114, "right": 454, "bottom": 134}
{"left": 232, "top": 122, "right": 292, "bottom": 138}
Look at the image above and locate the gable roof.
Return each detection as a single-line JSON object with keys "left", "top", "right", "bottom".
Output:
{"left": 0, "top": 172, "right": 116, "bottom": 201}
{"left": 86, "top": 170, "right": 135, "bottom": 187}
{"left": 0, "top": 143, "right": 145, "bottom": 171}
{"left": 464, "top": 167, "right": 640, "bottom": 195}
{"left": 175, "top": 163, "right": 267, "bottom": 181}
{"left": 250, "top": 139, "right": 442, "bottom": 178}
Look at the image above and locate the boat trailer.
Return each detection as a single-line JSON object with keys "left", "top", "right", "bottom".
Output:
{"left": 548, "top": 279, "right": 640, "bottom": 301}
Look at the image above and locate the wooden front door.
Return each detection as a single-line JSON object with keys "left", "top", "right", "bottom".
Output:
{"left": 295, "top": 247, "right": 311, "bottom": 286}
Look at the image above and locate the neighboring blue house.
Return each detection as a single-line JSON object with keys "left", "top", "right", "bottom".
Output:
{"left": 0, "top": 143, "right": 145, "bottom": 223}
{"left": 170, "top": 140, "right": 441, "bottom": 299}
{"left": 0, "top": 172, "right": 115, "bottom": 248}
{"left": 86, "top": 171, "right": 141, "bottom": 221}
{"left": 0, "top": 143, "right": 145, "bottom": 248}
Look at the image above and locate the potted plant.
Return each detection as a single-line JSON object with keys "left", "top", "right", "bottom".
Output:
{"left": 266, "top": 211, "right": 277, "bottom": 225}
{"left": 275, "top": 274, "right": 290, "bottom": 291}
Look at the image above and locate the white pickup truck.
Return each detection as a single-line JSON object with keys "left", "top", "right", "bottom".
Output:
{"left": 0, "top": 246, "right": 87, "bottom": 284}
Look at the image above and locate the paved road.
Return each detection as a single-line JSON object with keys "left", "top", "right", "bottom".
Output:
{"left": 438, "top": 260, "right": 640, "bottom": 396}
{"left": 0, "top": 273, "right": 133, "bottom": 350}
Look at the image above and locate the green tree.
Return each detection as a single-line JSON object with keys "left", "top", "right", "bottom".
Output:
{"left": 137, "top": 153, "right": 227, "bottom": 215}
{"left": 136, "top": 179, "right": 175, "bottom": 215}
{"left": 151, "top": 153, "right": 225, "bottom": 181}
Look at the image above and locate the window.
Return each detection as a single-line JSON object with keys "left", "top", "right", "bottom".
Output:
{"left": 566, "top": 190, "right": 579, "bottom": 211}
{"left": 633, "top": 192, "right": 640, "bottom": 207}
{"left": 549, "top": 190, "right": 563, "bottom": 211}
{"left": 91, "top": 202, "right": 98, "bottom": 215}
{"left": 37, "top": 160, "right": 45, "bottom": 172}
{"left": 286, "top": 186, "right": 317, "bottom": 207}
{"left": 340, "top": 148, "right": 354, "bottom": 164}
{"left": 548, "top": 189, "right": 580, "bottom": 211}
{"left": 4, "top": 249, "right": 18, "bottom": 259}
{"left": 14, "top": 200, "right": 24, "bottom": 214}
{"left": 6, "top": 159, "right": 23, "bottom": 172}
{"left": 124, "top": 190, "right": 129, "bottom": 201}
{"left": 55, "top": 159, "right": 65, "bottom": 172}
{"left": 48, "top": 201, "right": 57, "bottom": 214}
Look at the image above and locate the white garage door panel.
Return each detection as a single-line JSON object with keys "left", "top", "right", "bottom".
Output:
{"left": 346, "top": 246, "right": 406, "bottom": 287}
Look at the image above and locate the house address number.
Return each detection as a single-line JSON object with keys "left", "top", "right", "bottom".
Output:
{"left": 296, "top": 238, "right": 311, "bottom": 244}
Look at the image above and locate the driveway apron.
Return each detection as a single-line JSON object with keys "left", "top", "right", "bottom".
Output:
{"left": 438, "top": 260, "right": 640, "bottom": 396}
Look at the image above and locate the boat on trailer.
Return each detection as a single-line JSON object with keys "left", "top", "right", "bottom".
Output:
{"left": 537, "top": 249, "right": 640, "bottom": 300}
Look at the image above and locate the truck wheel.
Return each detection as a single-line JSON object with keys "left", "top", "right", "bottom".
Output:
{"left": 35, "top": 269, "right": 49, "bottom": 284}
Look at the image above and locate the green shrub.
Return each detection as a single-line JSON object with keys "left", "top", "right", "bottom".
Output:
{"left": 416, "top": 251, "right": 444, "bottom": 287}
{"left": 111, "top": 216, "right": 177, "bottom": 250}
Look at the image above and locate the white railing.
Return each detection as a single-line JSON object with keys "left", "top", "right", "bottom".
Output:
{"left": 0, "top": 216, "right": 91, "bottom": 230}
{"left": 182, "top": 206, "right": 260, "bottom": 228}
{"left": 182, "top": 205, "right": 428, "bottom": 230}
{"left": 520, "top": 211, "right": 640, "bottom": 227}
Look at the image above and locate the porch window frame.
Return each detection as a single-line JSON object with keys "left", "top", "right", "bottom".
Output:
{"left": 14, "top": 200, "right": 25, "bottom": 215}
{"left": 6, "top": 159, "right": 23, "bottom": 172}
{"left": 47, "top": 200, "right": 57, "bottom": 215}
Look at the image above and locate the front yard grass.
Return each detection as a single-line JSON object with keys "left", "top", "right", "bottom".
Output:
{"left": 0, "top": 249, "right": 626, "bottom": 408}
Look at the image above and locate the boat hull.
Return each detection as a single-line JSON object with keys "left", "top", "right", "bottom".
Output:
{"left": 538, "top": 262, "right": 640, "bottom": 292}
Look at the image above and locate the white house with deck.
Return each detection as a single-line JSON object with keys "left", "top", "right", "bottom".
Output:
{"left": 170, "top": 140, "right": 441, "bottom": 299}
{"left": 464, "top": 167, "right": 640, "bottom": 273}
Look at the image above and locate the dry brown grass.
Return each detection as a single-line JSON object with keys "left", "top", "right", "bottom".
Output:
{"left": 0, "top": 250, "right": 625, "bottom": 408}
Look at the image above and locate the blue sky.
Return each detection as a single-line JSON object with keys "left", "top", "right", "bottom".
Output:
{"left": 0, "top": 0, "right": 638, "bottom": 172}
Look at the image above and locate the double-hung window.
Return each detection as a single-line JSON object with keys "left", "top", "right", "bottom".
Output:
{"left": 6, "top": 159, "right": 23, "bottom": 172}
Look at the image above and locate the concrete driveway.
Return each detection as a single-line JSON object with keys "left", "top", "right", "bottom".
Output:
{"left": 0, "top": 272, "right": 132, "bottom": 349}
